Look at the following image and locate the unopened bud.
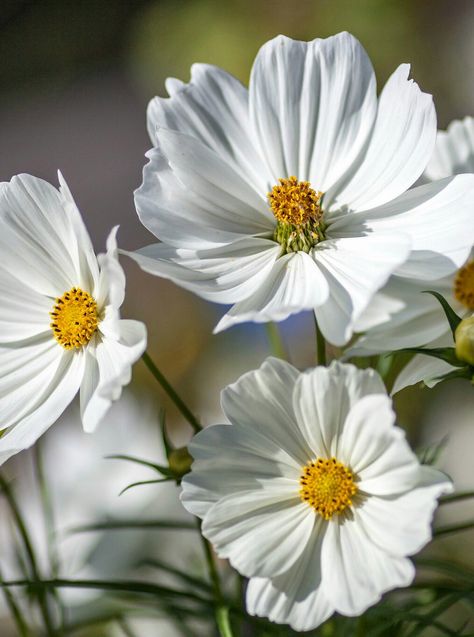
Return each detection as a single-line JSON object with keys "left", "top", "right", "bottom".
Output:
{"left": 168, "top": 446, "right": 193, "bottom": 478}
{"left": 455, "top": 317, "right": 474, "bottom": 366}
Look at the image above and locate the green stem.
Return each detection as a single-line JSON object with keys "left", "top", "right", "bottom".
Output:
{"left": 0, "top": 566, "right": 31, "bottom": 637}
{"left": 199, "top": 524, "right": 234, "bottom": 637}
{"left": 314, "top": 316, "right": 327, "bottom": 366}
{"left": 142, "top": 352, "right": 201, "bottom": 433}
{"left": 265, "top": 323, "right": 287, "bottom": 360}
{"left": 34, "top": 443, "right": 66, "bottom": 632}
{"left": 0, "top": 476, "right": 56, "bottom": 636}
{"left": 439, "top": 490, "right": 474, "bottom": 505}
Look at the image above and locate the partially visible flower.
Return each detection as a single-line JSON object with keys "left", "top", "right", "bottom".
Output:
{"left": 126, "top": 32, "right": 474, "bottom": 346}
{"left": 181, "top": 358, "right": 451, "bottom": 631}
{"left": 0, "top": 173, "right": 147, "bottom": 465}
{"left": 350, "top": 117, "right": 474, "bottom": 391}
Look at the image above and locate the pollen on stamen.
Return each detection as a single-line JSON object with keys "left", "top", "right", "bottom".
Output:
{"left": 454, "top": 260, "right": 474, "bottom": 311}
{"left": 268, "top": 177, "right": 325, "bottom": 254}
{"left": 50, "top": 287, "right": 98, "bottom": 350}
{"left": 299, "top": 457, "right": 357, "bottom": 520}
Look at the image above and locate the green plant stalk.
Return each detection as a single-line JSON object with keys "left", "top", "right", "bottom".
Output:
{"left": 0, "top": 566, "right": 31, "bottom": 637}
{"left": 142, "top": 352, "right": 202, "bottom": 433}
{"left": 0, "top": 476, "right": 56, "bottom": 636}
{"left": 199, "top": 525, "right": 234, "bottom": 637}
{"left": 314, "top": 316, "right": 327, "bottom": 366}
{"left": 265, "top": 323, "right": 287, "bottom": 359}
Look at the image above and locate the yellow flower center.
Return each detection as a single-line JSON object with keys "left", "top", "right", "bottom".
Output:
{"left": 454, "top": 260, "right": 474, "bottom": 311}
{"left": 268, "top": 176, "right": 323, "bottom": 226}
{"left": 50, "top": 287, "right": 98, "bottom": 350}
{"left": 268, "top": 177, "right": 325, "bottom": 254}
{"left": 299, "top": 457, "right": 357, "bottom": 520}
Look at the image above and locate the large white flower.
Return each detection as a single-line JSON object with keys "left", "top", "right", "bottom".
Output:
{"left": 351, "top": 116, "right": 474, "bottom": 392}
{"left": 125, "top": 32, "right": 474, "bottom": 346}
{"left": 181, "top": 358, "right": 451, "bottom": 631}
{"left": 0, "top": 173, "right": 147, "bottom": 465}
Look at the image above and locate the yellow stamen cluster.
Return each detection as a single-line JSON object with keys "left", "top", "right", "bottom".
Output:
{"left": 299, "top": 457, "right": 357, "bottom": 520}
{"left": 50, "top": 287, "right": 98, "bottom": 350}
{"left": 268, "top": 176, "right": 322, "bottom": 226}
{"left": 454, "top": 260, "right": 474, "bottom": 311}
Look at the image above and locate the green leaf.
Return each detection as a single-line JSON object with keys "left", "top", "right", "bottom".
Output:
{"left": 440, "top": 491, "right": 474, "bottom": 505}
{"left": 434, "top": 367, "right": 473, "bottom": 383}
{"left": 105, "top": 454, "right": 173, "bottom": 478}
{"left": 0, "top": 578, "right": 213, "bottom": 606}
{"left": 434, "top": 519, "right": 474, "bottom": 537}
{"left": 422, "top": 291, "right": 462, "bottom": 338}
{"left": 398, "top": 347, "right": 464, "bottom": 367}
{"left": 119, "top": 478, "right": 173, "bottom": 496}
{"left": 140, "top": 558, "right": 212, "bottom": 592}
{"left": 417, "top": 436, "right": 448, "bottom": 466}
{"left": 415, "top": 557, "right": 474, "bottom": 584}
{"left": 68, "top": 519, "right": 196, "bottom": 534}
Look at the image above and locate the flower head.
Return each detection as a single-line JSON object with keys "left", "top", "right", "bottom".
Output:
{"left": 351, "top": 116, "right": 474, "bottom": 391}
{"left": 0, "top": 173, "right": 147, "bottom": 465}
{"left": 181, "top": 358, "right": 451, "bottom": 631}
{"left": 126, "top": 33, "right": 474, "bottom": 346}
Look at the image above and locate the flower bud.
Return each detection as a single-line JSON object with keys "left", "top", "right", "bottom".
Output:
{"left": 168, "top": 446, "right": 193, "bottom": 478}
{"left": 455, "top": 316, "right": 474, "bottom": 366}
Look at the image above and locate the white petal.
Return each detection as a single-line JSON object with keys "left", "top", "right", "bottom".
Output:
{"left": 181, "top": 420, "right": 302, "bottom": 519}
{"left": 80, "top": 320, "right": 147, "bottom": 433}
{"left": 214, "top": 251, "right": 329, "bottom": 332}
{"left": 392, "top": 354, "right": 455, "bottom": 395}
{"left": 148, "top": 63, "right": 271, "bottom": 193}
{"left": 425, "top": 116, "right": 474, "bottom": 180}
{"left": 313, "top": 234, "right": 411, "bottom": 345}
{"left": 221, "top": 357, "right": 312, "bottom": 465}
{"left": 293, "top": 363, "right": 386, "bottom": 459}
{"left": 246, "top": 520, "right": 334, "bottom": 631}
{"left": 322, "top": 518, "right": 415, "bottom": 615}
{"left": 326, "top": 64, "right": 436, "bottom": 211}
{"left": 203, "top": 492, "right": 314, "bottom": 578}
{"left": 0, "top": 269, "right": 52, "bottom": 342}
{"left": 339, "top": 395, "right": 422, "bottom": 496}
{"left": 95, "top": 226, "right": 126, "bottom": 310}
{"left": 0, "top": 338, "right": 62, "bottom": 428}
{"left": 350, "top": 275, "right": 455, "bottom": 355}
{"left": 333, "top": 176, "right": 474, "bottom": 281}
{"left": 123, "top": 238, "right": 280, "bottom": 304}
{"left": 0, "top": 351, "right": 84, "bottom": 465}
{"left": 249, "top": 33, "right": 376, "bottom": 188}
{"left": 134, "top": 132, "right": 273, "bottom": 250}
{"left": 356, "top": 466, "right": 452, "bottom": 557}
{"left": 0, "top": 174, "right": 98, "bottom": 296}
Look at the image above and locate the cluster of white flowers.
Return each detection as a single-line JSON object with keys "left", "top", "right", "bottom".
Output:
{"left": 0, "top": 30, "right": 473, "bottom": 634}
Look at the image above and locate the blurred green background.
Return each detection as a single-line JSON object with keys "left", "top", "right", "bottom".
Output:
{"left": 0, "top": 1, "right": 473, "bottom": 633}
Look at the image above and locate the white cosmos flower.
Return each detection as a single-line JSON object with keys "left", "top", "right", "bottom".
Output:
{"left": 124, "top": 32, "right": 474, "bottom": 346}
{"left": 351, "top": 116, "right": 474, "bottom": 392}
{"left": 181, "top": 358, "right": 452, "bottom": 631}
{"left": 0, "top": 173, "right": 147, "bottom": 465}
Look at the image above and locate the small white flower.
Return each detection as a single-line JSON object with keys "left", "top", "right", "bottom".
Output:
{"left": 181, "top": 358, "right": 451, "bottom": 631}
{"left": 125, "top": 32, "right": 474, "bottom": 346}
{"left": 0, "top": 173, "right": 147, "bottom": 465}
{"left": 351, "top": 117, "right": 474, "bottom": 392}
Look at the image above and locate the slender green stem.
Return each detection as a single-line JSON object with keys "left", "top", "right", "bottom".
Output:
{"left": 0, "top": 566, "right": 31, "bottom": 637}
{"left": 314, "top": 316, "right": 327, "bottom": 366}
{"left": 142, "top": 352, "right": 201, "bottom": 433}
{"left": 198, "top": 522, "right": 234, "bottom": 637}
{"left": 0, "top": 476, "right": 56, "bottom": 636}
{"left": 434, "top": 519, "right": 474, "bottom": 537}
{"left": 439, "top": 490, "right": 474, "bottom": 505}
{"left": 265, "top": 323, "right": 287, "bottom": 360}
